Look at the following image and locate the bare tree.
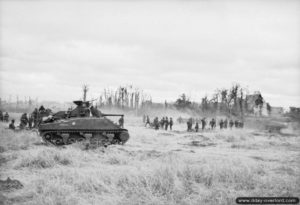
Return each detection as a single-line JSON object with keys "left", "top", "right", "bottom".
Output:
{"left": 28, "top": 97, "right": 33, "bottom": 106}
{"left": 201, "top": 96, "right": 209, "bottom": 112}
{"left": 82, "top": 84, "right": 89, "bottom": 101}
{"left": 98, "top": 85, "right": 150, "bottom": 110}
{"left": 210, "top": 91, "right": 220, "bottom": 112}
{"left": 134, "top": 88, "right": 140, "bottom": 110}
{"left": 130, "top": 92, "right": 134, "bottom": 109}
{"left": 228, "top": 83, "right": 240, "bottom": 115}
{"left": 219, "top": 89, "right": 228, "bottom": 112}
{"left": 239, "top": 87, "right": 244, "bottom": 119}
{"left": 255, "top": 93, "right": 264, "bottom": 116}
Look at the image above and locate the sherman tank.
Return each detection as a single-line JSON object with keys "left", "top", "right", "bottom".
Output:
{"left": 38, "top": 101, "right": 129, "bottom": 146}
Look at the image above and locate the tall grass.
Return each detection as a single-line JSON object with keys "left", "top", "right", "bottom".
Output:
{"left": 14, "top": 147, "right": 72, "bottom": 169}
{"left": 0, "top": 125, "right": 40, "bottom": 152}
{"left": 0, "top": 120, "right": 299, "bottom": 205}
{"left": 15, "top": 153, "right": 298, "bottom": 205}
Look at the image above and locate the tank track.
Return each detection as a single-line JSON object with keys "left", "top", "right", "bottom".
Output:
{"left": 40, "top": 129, "right": 129, "bottom": 146}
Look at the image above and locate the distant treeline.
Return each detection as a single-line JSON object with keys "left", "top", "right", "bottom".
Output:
{"left": 173, "top": 83, "right": 266, "bottom": 118}
{"left": 3, "top": 84, "right": 298, "bottom": 119}
{"left": 96, "top": 83, "right": 269, "bottom": 119}
{"left": 96, "top": 85, "right": 152, "bottom": 110}
{"left": 0, "top": 96, "right": 38, "bottom": 113}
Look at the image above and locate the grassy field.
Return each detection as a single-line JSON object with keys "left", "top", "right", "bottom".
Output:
{"left": 0, "top": 115, "right": 299, "bottom": 205}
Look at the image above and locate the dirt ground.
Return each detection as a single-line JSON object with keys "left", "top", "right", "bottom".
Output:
{"left": 0, "top": 115, "right": 299, "bottom": 205}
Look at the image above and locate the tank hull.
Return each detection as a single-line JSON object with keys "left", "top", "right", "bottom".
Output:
{"left": 38, "top": 117, "right": 129, "bottom": 146}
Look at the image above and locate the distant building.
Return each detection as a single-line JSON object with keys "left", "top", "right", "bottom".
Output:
{"left": 289, "top": 107, "right": 300, "bottom": 114}
{"left": 245, "top": 92, "right": 269, "bottom": 117}
{"left": 271, "top": 107, "right": 284, "bottom": 116}
{"left": 288, "top": 107, "right": 300, "bottom": 120}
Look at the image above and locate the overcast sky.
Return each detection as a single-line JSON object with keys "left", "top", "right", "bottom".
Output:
{"left": 0, "top": 0, "right": 299, "bottom": 107}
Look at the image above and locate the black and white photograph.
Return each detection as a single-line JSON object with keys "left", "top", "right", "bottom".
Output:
{"left": 0, "top": 0, "right": 299, "bottom": 204}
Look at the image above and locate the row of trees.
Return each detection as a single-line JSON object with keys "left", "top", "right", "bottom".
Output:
{"left": 0, "top": 85, "right": 153, "bottom": 113}
{"left": 174, "top": 83, "right": 266, "bottom": 118}
{"left": 0, "top": 96, "right": 37, "bottom": 107}
{"left": 0, "top": 96, "right": 39, "bottom": 113}
{"left": 83, "top": 83, "right": 268, "bottom": 118}
{"left": 95, "top": 85, "right": 152, "bottom": 110}
{"left": 1, "top": 83, "right": 269, "bottom": 117}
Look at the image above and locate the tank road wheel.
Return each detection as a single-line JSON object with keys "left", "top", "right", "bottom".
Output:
{"left": 41, "top": 133, "right": 53, "bottom": 144}
{"left": 67, "top": 134, "right": 85, "bottom": 144}
{"left": 67, "top": 137, "right": 77, "bottom": 144}
{"left": 52, "top": 135, "right": 64, "bottom": 146}
{"left": 44, "top": 133, "right": 52, "bottom": 140}
{"left": 91, "top": 133, "right": 109, "bottom": 147}
{"left": 44, "top": 134, "right": 51, "bottom": 140}
{"left": 118, "top": 131, "right": 130, "bottom": 145}
{"left": 77, "top": 137, "right": 85, "bottom": 142}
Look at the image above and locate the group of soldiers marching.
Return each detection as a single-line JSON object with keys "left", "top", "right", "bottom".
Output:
{"left": 187, "top": 117, "right": 244, "bottom": 132}
{"left": 143, "top": 115, "right": 174, "bottom": 130}
{"left": 143, "top": 114, "right": 244, "bottom": 132}
{"left": 0, "top": 110, "right": 10, "bottom": 123}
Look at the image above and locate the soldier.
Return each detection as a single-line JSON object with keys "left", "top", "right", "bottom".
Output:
{"left": 32, "top": 108, "right": 38, "bottom": 127}
{"left": 169, "top": 117, "right": 173, "bottom": 130}
{"left": 186, "top": 120, "right": 190, "bottom": 131}
{"left": 119, "top": 116, "right": 124, "bottom": 128}
{"left": 4, "top": 112, "right": 9, "bottom": 122}
{"left": 201, "top": 118, "right": 206, "bottom": 130}
{"left": 90, "top": 106, "right": 100, "bottom": 117}
{"left": 19, "top": 113, "right": 29, "bottom": 129}
{"left": 209, "top": 119, "right": 212, "bottom": 129}
{"left": 234, "top": 120, "right": 239, "bottom": 128}
{"left": 39, "top": 105, "right": 46, "bottom": 113}
{"left": 224, "top": 119, "right": 228, "bottom": 129}
{"left": 9, "top": 119, "right": 15, "bottom": 130}
{"left": 195, "top": 122, "right": 199, "bottom": 132}
{"left": 219, "top": 119, "right": 224, "bottom": 129}
{"left": 28, "top": 115, "right": 33, "bottom": 129}
{"left": 145, "top": 115, "right": 150, "bottom": 127}
{"left": 154, "top": 117, "right": 159, "bottom": 130}
{"left": 76, "top": 102, "right": 90, "bottom": 117}
{"left": 165, "top": 117, "right": 169, "bottom": 130}
{"left": 0, "top": 110, "right": 3, "bottom": 122}
{"left": 187, "top": 118, "right": 193, "bottom": 131}
{"left": 209, "top": 118, "right": 216, "bottom": 129}
{"left": 229, "top": 119, "right": 234, "bottom": 129}
{"left": 160, "top": 117, "right": 165, "bottom": 129}
{"left": 66, "top": 107, "right": 74, "bottom": 118}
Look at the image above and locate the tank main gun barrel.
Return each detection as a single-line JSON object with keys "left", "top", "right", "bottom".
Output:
{"left": 102, "top": 114, "right": 124, "bottom": 117}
